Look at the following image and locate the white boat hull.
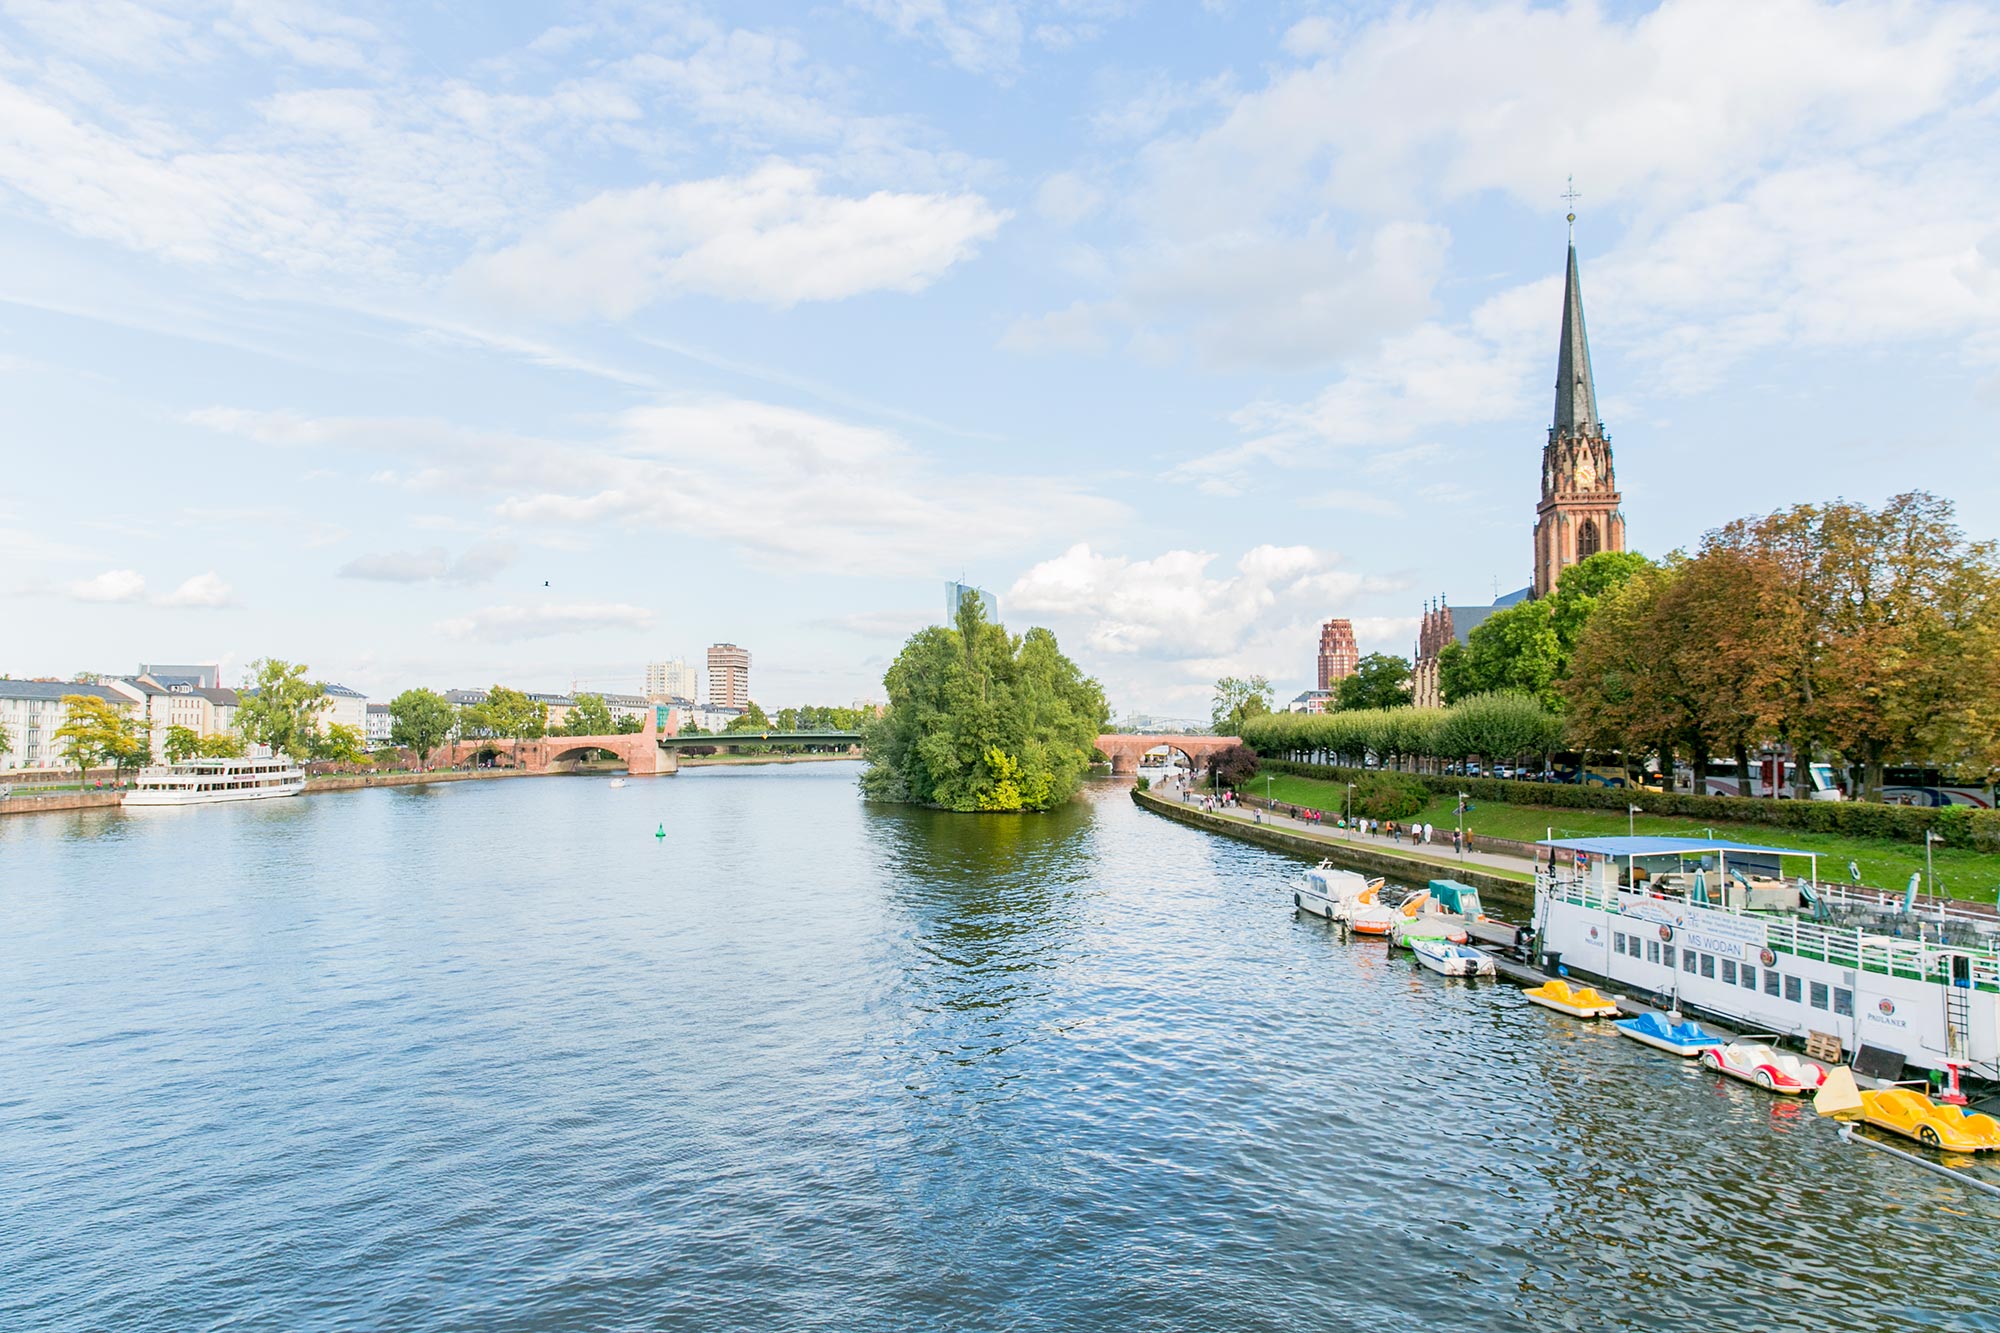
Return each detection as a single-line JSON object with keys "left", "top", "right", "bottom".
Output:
{"left": 125, "top": 782, "right": 305, "bottom": 807}
{"left": 1293, "top": 886, "right": 1338, "bottom": 918}
{"left": 1413, "top": 943, "right": 1495, "bottom": 977}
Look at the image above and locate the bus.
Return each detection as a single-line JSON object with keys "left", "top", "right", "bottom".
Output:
{"left": 1545, "top": 750, "right": 1661, "bottom": 790}
{"left": 1683, "top": 755, "right": 1843, "bottom": 801}
{"left": 1872, "top": 766, "right": 1995, "bottom": 808}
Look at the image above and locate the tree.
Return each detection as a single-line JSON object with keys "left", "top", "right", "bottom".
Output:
{"left": 563, "top": 693, "right": 614, "bottom": 736}
{"left": 461, "top": 685, "right": 546, "bottom": 741}
{"left": 613, "top": 714, "right": 644, "bottom": 735}
{"left": 863, "top": 594, "right": 1108, "bottom": 811}
{"left": 1443, "top": 552, "right": 1652, "bottom": 709}
{"left": 725, "top": 701, "right": 774, "bottom": 732}
{"left": 165, "top": 724, "right": 201, "bottom": 764}
{"left": 196, "top": 732, "right": 246, "bottom": 758}
{"left": 1335, "top": 653, "right": 1412, "bottom": 710}
{"left": 315, "top": 723, "right": 366, "bottom": 764}
{"left": 389, "top": 688, "right": 454, "bottom": 768}
{"left": 236, "top": 659, "right": 329, "bottom": 759}
{"left": 54, "top": 694, "right": 140, "bottom": 784}
{"left": 1211, "top": 676, "right": 1273, "bottom": 735}
{"left": 0, "top": 715, "right": 9, "bottom": 758}
{"left": 1205, "top": 743, "right": 1260, "bottom": 788}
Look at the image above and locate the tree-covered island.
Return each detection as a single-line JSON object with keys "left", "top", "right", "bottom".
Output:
{"left": 863, "top": 595, "right": 1109, "bottom": 811}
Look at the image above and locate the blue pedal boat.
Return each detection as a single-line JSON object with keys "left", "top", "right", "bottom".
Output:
{"left": 1614, "top": 1011, "right": 1725, "bottom": 1057}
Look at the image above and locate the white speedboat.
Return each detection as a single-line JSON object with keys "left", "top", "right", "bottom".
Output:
{"left": 1292, "top": 862, "right": 1377, "bottom": 919}
{"left": 125, "top": 755, "right": 305, "bottom": 806}
{"left": 1411, "top": 939, "right": 1495, "bottom": 977}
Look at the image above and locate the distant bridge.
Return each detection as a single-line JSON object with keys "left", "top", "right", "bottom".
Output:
{"left": 1095, "top": 734, "right": 1241, "bottom": 776}
{"left": 655, "top": 730, "right": 862, "bottom": 750}
{"left": 438, "top": 713, "right": 861, "bottom": 777}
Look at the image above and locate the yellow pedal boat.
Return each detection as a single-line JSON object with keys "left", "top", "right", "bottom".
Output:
{"left": 1521, "top": 978, "right": 1621, "bottom": 1019}
{"left": 1846, "top": 1086, "right": 2000, "bottom": 1152}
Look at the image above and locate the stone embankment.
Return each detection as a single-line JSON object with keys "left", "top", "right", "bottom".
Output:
{"left": 0, "top": 790, "right": 125, "bottom": 816}
{"left": 1132, "top": 785, "right": 1531, "bottom": 907}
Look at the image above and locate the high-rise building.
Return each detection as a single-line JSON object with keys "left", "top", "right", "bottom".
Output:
{"left": 645, "top": 659, "right": 698, "bottom": 702}
{"left": 945, "top": 580, "right": 998, "bottom": 625}
{"left": 706, "top": 643, "right": 751, "bottom": 708}
{"left": 1316, "top": 619, "right": 1358, "bottom": 691}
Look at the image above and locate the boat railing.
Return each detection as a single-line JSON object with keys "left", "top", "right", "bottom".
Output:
{"left": 1539, "top": 871, "right": 2000, "bottom": 992}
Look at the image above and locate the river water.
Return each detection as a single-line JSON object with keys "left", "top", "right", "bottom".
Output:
{"left": 2, "top": 764, "right": 1994, "bottom": 1332}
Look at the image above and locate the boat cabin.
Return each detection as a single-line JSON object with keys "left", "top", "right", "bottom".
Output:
{"left": 1425, "top": 879, "right": 1484, "bottom": 919}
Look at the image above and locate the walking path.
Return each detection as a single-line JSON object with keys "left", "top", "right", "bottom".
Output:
{"left": 1152, "top": 777, "right": 1539, "bottom": 883}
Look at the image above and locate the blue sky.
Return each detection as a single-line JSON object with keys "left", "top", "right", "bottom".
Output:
{"left": 4, "top": 0, "right": 1997, "bottom": 718}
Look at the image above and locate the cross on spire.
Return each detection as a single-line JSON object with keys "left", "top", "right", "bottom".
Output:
{"left": 1562, "top": 176, "right": 1580, "bottom": 242}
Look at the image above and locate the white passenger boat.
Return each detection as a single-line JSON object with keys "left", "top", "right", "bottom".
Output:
{"left": 1292, "top": 862, "right": 1377, "bottom": 920}
{"left": 1533, "top": 835, "right": 2000, "bottom": 1082}
{"left": 125, "top": 755, "right": 306, "bottom": 806}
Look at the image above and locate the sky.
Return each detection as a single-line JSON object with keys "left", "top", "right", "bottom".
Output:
{"left": 3, "top": 0, "right": 1997, "bottom": 720}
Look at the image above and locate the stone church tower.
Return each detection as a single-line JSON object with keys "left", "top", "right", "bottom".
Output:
{"left": 1531, "top": 241, "right": 1625, "bottom": 598}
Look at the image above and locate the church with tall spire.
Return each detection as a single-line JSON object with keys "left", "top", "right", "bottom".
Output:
{"left": 1410, "top": 223, "right": 1628, "bottom": 708}
{"left": 1530, "top": 236, "right": 1625, "bottom": 598}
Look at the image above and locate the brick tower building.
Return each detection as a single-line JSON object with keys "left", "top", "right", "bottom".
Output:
{"left": 1531, "top": 238, "right": 1625, "bottom": 598}
{"left": 1315, "top": 619, "right": 1358, "bottom": 691}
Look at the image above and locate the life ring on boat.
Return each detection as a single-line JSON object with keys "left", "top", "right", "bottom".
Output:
{"left": 1658, "top": 925, "right": 1673, "bottom": 942}
{"left": 1759, "top": 947, "right": 1776, "bottom": 967}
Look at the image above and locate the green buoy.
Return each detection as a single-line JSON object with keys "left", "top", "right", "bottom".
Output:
{"left": 655, "top": 822, "right": 666, "bottom": 841}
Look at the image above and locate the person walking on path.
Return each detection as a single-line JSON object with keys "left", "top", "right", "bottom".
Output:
{"left": 1423, "top": 822, "right": 1434, "bottom": 845}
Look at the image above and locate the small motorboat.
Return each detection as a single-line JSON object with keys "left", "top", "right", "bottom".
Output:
{"left": 1292, "top": 862, "right": 1377, "bottom": 920}
{"left": 1614, "top": 1011, "right": 1723, "bottom": 1056}
{"left": 1425, "top": 879, "right": 1487, "bottom": 921}
{"left": 1389, "top": 892, "right": 1470, "bottom": 946}
{"left": 1521, "top": 978, "right": 1621, "bottom": 1018}
{"left": 1699, "top": 1037, "right": 1825, "bottom": 1094}
{"left": 609, "top": 778, "right": 628, "bottom": 788}
{"left": 1347, "top": 888, "right": 1397, "bottom": 936}
{"left": 1411, "top": 939, "right": 1495, "bottom": 977}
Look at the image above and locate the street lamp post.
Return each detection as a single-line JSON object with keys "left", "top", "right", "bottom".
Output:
{"left": 1456, "top": 792, "right": 1470, "bottom": 860}
{"left": 1628, "top": 804, "right": 1641, "bottom": 839}
{"left": 1925, "top": 829, "right": 1938, "bottom": 899}
{"left": 1345, "top": 782, "right": 1356, "bottom": 839}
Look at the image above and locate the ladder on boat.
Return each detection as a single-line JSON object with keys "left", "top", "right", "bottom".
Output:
{"left": 1944, "top": 954, "right": 1973, "bottom": 1062}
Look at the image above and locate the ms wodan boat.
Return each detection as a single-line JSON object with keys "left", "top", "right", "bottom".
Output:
{"left": 1531, "top": 836, "right": 2000, "bottom": 1085}
{"left": 125, "top": 755, "right": 306, "bottom": 806}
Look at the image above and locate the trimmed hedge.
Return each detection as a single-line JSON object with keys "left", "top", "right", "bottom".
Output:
{"left": 1259, "top": 759, "right": 2000, "bottom": 851}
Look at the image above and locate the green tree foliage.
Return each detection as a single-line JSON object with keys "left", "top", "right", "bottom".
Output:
{"left": 196, "top": 732, "right": 246, "bottom": 758}
{"left": 236, "top": 659, "right": 330, "bottom": 759}
{"left": 1210, "top": 675, "right": 1273, "bottom": 735}
{"left": 1441, "top": 552, "right": 1652, "bottom": 709}
{"left": 314, "top": 723, "right": 366, "bottom": 764}
{"left": 164, "top": 724, "right": 201, "bottom": 763}
{"left": 460, "top": 685, "right": 546, "bottom": 741}
{"left": 389, "top": 688, "right": 454, "bottom": 767}
{"left": 1241, "top": 691, "right": 1563, "bottom": 767}
{"left": 864, "top": 596, "right": 1108, "bottom": 812}
{"left": 1562, "top": 493, "right": 2000, "bottom": 800}
{"left": 54, "top": 694, "right": 145, "bottom": 782}
{"left": 1334, "top": 653, "right": 1412, "bottom": 710}
{"left": 725, "top": 701, "right": 774, "bottom": 732}
{"left": 613, "top": 714, "right": 645, "bottom": 734}
{"left": 562, "top": 693, "right": 615, "bottom": 736}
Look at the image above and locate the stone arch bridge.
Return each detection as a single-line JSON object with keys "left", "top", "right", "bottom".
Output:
{"left": 1095, "top": 734, "right": 1242, "bottom": 776}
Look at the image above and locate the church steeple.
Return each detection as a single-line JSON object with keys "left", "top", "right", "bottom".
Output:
{"left": 1552, "top": 242, "right": 1599, "bottom": 441}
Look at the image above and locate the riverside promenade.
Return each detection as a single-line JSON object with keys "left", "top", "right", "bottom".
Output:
{"left": 1139, "top": 776, "right": 1538, "bottom": 900}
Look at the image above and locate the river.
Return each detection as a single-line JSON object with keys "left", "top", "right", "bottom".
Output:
{"left": 2, "top": 764, "right": 1994, "bottom": 1332}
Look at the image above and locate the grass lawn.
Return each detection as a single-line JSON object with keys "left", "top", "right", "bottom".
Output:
{"left": 1252, "top": 772, "right": 2000, "bottom": 904}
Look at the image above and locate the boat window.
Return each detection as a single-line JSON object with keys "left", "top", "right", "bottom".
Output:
{"left": 1809, "top": 982, "right": 1829, "bottom": 1010}
{"left": 1739, "top": 966, "right": 1757, "bottom": 991}
{"left": 1764, "top": 970, "right": 1781, "bottom": 997}
{"left": 1784, "top": 975, "right": 1802, "bottom": 1003}
{"left": 1833, "top": 987, "right": 1854, "bottom": 1017}
{"left": 1682, "top": 949, "right": 1696, "bottom": 973}
{"left": 1699, "top": 954, "right": 1716, "bottom": 980}
{"left": 1721, "top": 960, "right": 1737, "bottom": 985}
{"left": 1646, "top": 939, "right": 1660, "bottom": 965}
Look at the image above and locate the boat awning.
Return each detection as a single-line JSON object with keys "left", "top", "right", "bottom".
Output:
{"left": 1536, "top": 835, "right": 1815, "bottom": 859}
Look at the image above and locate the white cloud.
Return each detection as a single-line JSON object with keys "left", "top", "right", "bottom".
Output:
{"left": 190, "top": 398, "right": 1127, "bottom": 579}
{"left": 67, "top": 568, "right": 147, "bottom": 602}
{"left": 157, "top": 571, "right": 234, "bottom": 606}
{"left": 1007, "top": 541, "right": 1407, "bottom": 714}
{"left": 438, "top": 602, "right": 657, "bottom": 643}
{"left": 338, "top": 541, "right": 516, "bottom": 584}
{"left": 458, "top": 163, "right": 1008, "bottom": 318}
{"left": 848, "top": 0, "right": 1028, "bottom": 76}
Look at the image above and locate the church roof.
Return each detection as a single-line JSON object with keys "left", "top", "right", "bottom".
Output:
{"left": 1554, "top": 243, "right": 1599, "bottom": 439}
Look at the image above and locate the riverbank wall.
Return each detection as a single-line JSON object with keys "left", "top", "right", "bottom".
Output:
{"left": 1132, "top": 785, "right": 1530, "bottom": 907}
{"left": 0, "top": 790, "right": 125, "bottom": 816}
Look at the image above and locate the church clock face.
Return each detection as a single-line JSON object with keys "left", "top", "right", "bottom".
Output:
{"left": 1574, "top": 452, "right": 1597, "bottom": 489}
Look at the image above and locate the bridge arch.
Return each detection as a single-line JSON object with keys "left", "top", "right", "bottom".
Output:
{"left": 1095, "top": 734, "right": 1242, "bottom": 777}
